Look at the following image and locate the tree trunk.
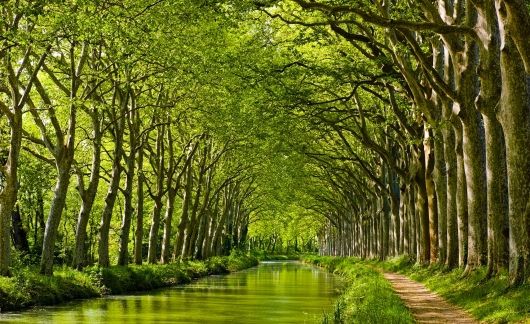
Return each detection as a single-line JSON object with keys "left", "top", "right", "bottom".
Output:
{"left": 40, "top": 165, "right": 72, "bottom": 275}
{"left": 433, "top": 128, "right": 447, "bottom": 264}
{"left": 97, "top": 154, "right": 122, "bottom": 268}
{"left": 160, "top": 188, "right": 177, "bottom": 264}
{"left": 495, "top": 15, "right": 530, "bottom": 284}
{"left": 0, "top": 119, "right": 20, "bottom": 276}
{"left": 444, "top": 118, "right": 459, "bottom": 268}
{"left": 147, "top": 198, "right": 163, "bottom": 264}
{"left": 455, "top": 120, "right": 469, "bottom": 267}
{"left": 72, "top": 112, "right": 101, "bottom": 269}
{"left": 134, "top": 149, "right": 144, "bottom": 265}
{"left": 461, "top": 110, "right": 488, "bottom": 271}
{"left": 424, "top": 127, "right": 439, "bottom": 263}
{"left": 173, "top": 160, "right": 193, "bottom": 260}
{"left": 11, "top": 205, "right": 30, "bottom": 254}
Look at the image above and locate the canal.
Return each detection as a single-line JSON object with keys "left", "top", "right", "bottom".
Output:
{"left": 0, "top": 261, "right": 344, "bottom": 323}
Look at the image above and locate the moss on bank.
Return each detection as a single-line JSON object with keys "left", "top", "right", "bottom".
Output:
{"left": 302, "top": 255, "right": 414, "bottom": 324}
{"left": 0, "top": 253, "right": 258, "bottom": 313}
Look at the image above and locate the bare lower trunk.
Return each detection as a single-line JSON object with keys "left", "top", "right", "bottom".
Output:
{"left": 40, "top": 167, "right": 71, "bottom": 275}
{"left": 134, "top": 150, "right": 144, "bottom": 265}
{"left": 455, "top": 120, "right": 469, "bottom": 267}
{"left": 173, "top": 162, "right": 193, "bottom": 260}
{"left": 160, "top": 189, "right": 177, "bottom": 264}
{"left": 0, "top": 121, "right": 21, "bottom": 276}
{"left": 496, "top": 22, "right": 530, "bottom": 284}
{"left": 0, "top": 186, "right": 15, "bottom": 276}
{"left": 147, "top": 199, "right": 163, "bottom": 264}
{"left": 425, "top": 128, "right": 439, "bottom": 263}
{"left": 444, "top": 121, "right": 459, "bottom": 268}
{"left": 72, "top": 132, "right": 101, "bottom": 270}
{"left": 97, "top": 159, "right": 121, "bottom": 268}
{"left": 461, "top": 111, "right": 488, "bottom": 270}
{"left": 72, "top": 202, "right": 94, "bottom": 269}
{"left": 117, "top": 160, "right": 135, "bottom": 266}
{"left": 433, "top": 129, "right": 447, "bottom": 264}
{"left": 483, "top": 114, "right": 509, "bottom": 275}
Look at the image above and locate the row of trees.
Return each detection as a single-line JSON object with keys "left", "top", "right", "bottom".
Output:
{"left": 0, "top": 1, "right": 263, "bottom": 276}
{"left": 257, "top": 0, "right": 530, "bottom": 284}
{"left": 4, "top": 0, "right": 528, "bottom": 287}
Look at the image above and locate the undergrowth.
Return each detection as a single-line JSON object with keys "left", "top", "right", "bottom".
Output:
{"left": 303, "top": 255, "right": 414, "bottom": 324}
{"left": 0, "top": 252, "right": 258, "bottom": 312}
{"left": 375, "top": 256, "right": 530, "bottom": 323}
{"left": 251, "top": 250, "right": 302, "bottom": 261}
{"left": 311, "top": 254, "right": 530, "bottom": 323}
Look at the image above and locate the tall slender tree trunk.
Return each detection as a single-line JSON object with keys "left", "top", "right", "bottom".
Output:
{"left": 97, "top": 154, "right": 122, "bottom": 267}
{"left": 118, "top": 94, "right": 139, "bottom": 266}
{"left": 173, "top": 159, "right": 193, "bottom": 260}
{"left": 461, "top": 110, "right": 488, "bottom": 270}
{"left": 134, "top": 149, "right": 144, "bottom": 265}
{"left": 424, "top": 127, "right": 439, "bottom": 263}
{"left": 40, "top": 165, "right": 73, "bottom": 275}
{"left": 160, "top": 189, "right": 177, "bottom": 264}
{"left": 147, "top": 122, "right": 165, "bottom": 264}
{"left": 455, "top": 120, "right": 469, "bottom": 267}
{"left": 72, "top": 111, "right": 101, "bottom": 270}
{"left": 117, "top": 159, "right": 135, "bottom": 266}
{"left": 433, "top": 129, "right": 447, "bottom": 264}
{"left": 444, "top": 117, "right": 459, "bottom": 268}
{"left": 147, "top": 198, "right": 163, "bottom": 264}
{"left": 0, "top": 113, "right": 21, "bottom": 276}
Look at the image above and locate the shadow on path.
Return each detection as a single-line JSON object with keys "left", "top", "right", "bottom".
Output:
{"left": 383, "top": 272, "right": 478, "bottom": 324}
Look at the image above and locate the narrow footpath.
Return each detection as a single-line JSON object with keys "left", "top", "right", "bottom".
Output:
{"left": 383, "top": 272, "right": 478, "bottom": 324}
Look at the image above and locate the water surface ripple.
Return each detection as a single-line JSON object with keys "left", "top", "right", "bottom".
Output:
{"left": 0, "top": 261, "right": 344, "bottom": 323}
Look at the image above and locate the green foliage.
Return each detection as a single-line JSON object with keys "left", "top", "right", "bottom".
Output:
{"left": 250, "top": 250, "right": 302, "bottom": 261}
{"left": 226, "top": 250, "right": 259, "bottom": 272}
{"left": 303, "top": 255, "right": 414, "bottom": 324}
{"left": 0, "top": 266, "right": 100, "bottom": 312}
{"left": 0, "top": 255, "right": 257, "bottom": 312}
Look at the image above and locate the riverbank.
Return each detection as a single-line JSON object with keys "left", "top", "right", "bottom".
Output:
{"left": 251, "top": 251, "right": 302, "bottom": 261}
{"left": 0, "top": 253, "right": 258, "bottom": 313}
{"left": 302, "top": 255, "right": 414, "bottom": 323}
{"left": 307, "top": 255, "right": 530, "bottom": 323}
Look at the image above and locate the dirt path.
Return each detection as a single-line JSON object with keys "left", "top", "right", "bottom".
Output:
{"left": 383, "top": 272, "right": 478, "bottom": 324}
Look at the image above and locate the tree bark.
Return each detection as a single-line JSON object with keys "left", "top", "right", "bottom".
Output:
{"left": 97, "top": 153, "right": 122, "bottom": 267}
{"left": 424, "top": 127, "right": 439, "bottom": 263}
{"left": 455, "top": 119, "right": 469, "bottom": 267}
{"left": 134, "top": 149, "right": 144, "bottom": 265}
{"left": 495, "top": 10, "right": 530, "bottom": 283}
{"left": 72, "top": 110, "right": 101, "bottom": 270}
{"left": 173, "top": 155, "right": 193, "bottom": 260}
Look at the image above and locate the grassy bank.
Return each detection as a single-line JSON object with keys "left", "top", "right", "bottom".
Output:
{"left": 251, "top": 251, "right": 302, "bottom": 261}
{"left": 371, "top": 256, "right": 530, "bottom": 323}
{"left": 302, "top": 255, "right": 414, "bottom": 324}
{"left": 0, "top": 253, "right": 258, "bottom": 312}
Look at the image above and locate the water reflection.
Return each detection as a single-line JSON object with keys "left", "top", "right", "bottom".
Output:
{"left": 0, "top": 261, "right": 344, "bottom": 323}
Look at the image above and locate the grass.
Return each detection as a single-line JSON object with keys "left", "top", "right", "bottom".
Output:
{"left": 302, "top": 255, "right": 414, "bottom": 324}
{"left": 251, "top": 250, "right": 302, "bottom": 261}
{"left": 372, "top": 256, "right": 530, "bottom": 323}
{"left": 0, "top": 253, "right": 258, "bottom": 312}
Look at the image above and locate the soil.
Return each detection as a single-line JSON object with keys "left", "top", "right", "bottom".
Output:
{"left": 383, "top": 272, "right": 478, "bottom": 324}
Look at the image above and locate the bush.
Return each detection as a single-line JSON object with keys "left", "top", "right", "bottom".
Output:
{"left": 302, "top": 256, "right": 414, "bottom": 324}
{"left": 0, "top": 254, "right": 258, "bottom": 312}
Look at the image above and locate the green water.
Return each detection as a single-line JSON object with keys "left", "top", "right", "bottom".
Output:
{"left": 0, "top": 261, "right": 344, "bottom": 323}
